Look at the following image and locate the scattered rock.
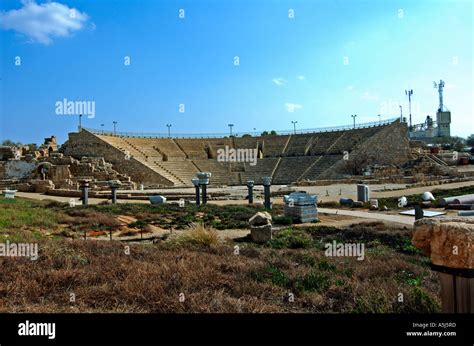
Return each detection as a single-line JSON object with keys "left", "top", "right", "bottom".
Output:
{"left": 249, "top": 211, "right": 272, "bottom": 226}
{"left": 249, "top": 212, "right": 272, "bottom": 243}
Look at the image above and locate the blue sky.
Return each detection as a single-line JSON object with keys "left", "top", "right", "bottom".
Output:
{"left": 0, "top": 0, "right": 472, "bottom": 145}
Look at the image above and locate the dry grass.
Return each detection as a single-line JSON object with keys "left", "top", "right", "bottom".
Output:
{"left": 0, "top": 197, "right": 441, "bottom": 313}
{"left": 174, "top": 223, "right": 219, "bottom": 248}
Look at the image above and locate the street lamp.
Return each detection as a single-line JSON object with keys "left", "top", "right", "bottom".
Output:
{"left": 228, "top": 124, "right": 234, "bottom": 137}
{"left": 399, "top": 105, "right": 403, "bottom": 121}
{"left": 166, "top": 124, "right": 172, "bottom": 138}
{"left": 351, "top": 114, "right": 357, "bottom": 129}
{"left": 101, "top": 124, "right": 104, "bottom": 134}
{"left": 113, "top": 121, "right": 117, "bottom": 136}
{"left": 405, "top": 89, "right": 414, "bottom": 129}
{"left": 377, "top": 114, "right": 381, "bottom": 125}
{"left": 291, "top": 120, "right": 298, "bottom": 134}
{"left": 78, "top": 114, "right": 83, "bottom": 132}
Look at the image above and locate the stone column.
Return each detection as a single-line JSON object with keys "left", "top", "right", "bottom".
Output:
{"left": 192, "top": 178, "right": 200, "bottom": 206}
{"left": 263, "top": 176, "right": 272, "bottom": 210}
{"left": 412, "top": 217, "right": 474, "bottom": 313}
{"left": 79, "top": 179, "right": 91, "bottom": 206}
{"left": 196, "top": 172, "right": 211, "bottom": 205}
{"left": 107, "top": 180, "right": 122, "bottom": 204}
{"left": 246, "top": 180, "right": 254, "bottom": 204}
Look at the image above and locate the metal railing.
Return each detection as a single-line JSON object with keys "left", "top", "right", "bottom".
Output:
{"left": 83, "top": 117, "right": 399, "bottom": 139}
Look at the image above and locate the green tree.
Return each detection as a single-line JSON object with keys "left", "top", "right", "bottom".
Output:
{"left": 1, "top": 139, "right": 21, "bottom": 147}
{"left": 434, "top": 136, "right": 466, "bottom": 152}
{"left": 466, "top": 134, "right": 474, "bottom": 147}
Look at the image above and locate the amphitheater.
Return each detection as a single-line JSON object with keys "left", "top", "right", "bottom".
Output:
{"left": 60, "top": 118, "right": 413, "bottom": 187}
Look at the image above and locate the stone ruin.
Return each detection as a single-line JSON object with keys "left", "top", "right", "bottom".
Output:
{"left": 249, "top": 211, "right": 272, "bottom": 243}
{"left": 0, "top": 136, "right": 135, "bottom": 195}
{"left": 283, "top": 191, "right": 318, "bottom": 223}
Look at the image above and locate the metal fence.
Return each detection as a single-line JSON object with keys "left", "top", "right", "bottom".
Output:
{"left": 84, "top": 117, "right": 400, "bottom": 139}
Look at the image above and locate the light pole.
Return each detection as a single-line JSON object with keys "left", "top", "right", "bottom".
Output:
{"left": 377, "top": 114, "right": 381, "bottom": 125}
{"left": 351, "top": 114, "right": 357, "bottom": 129}
{"left": 166, "top": 124, "right": 172, "bottom": 138}
{"left": 399, "top": 105, "right": 403, "bottom": 121}
{"left": 228, "top": 124, "right": 234, "bottom": 137}
{"left": 291, "top": 120, "right": 298, "bottom": 134}
{"left": 113, "top": 121, "right": 117, "bottom": 136}
{"left": 101, "top": 124, "right": 104, "bottom": 134}
{"left": 405, "top": 89, "right": 413, "bottom": 129}
{"left": 78, "top": 114, "right": 82, "bottom": 132}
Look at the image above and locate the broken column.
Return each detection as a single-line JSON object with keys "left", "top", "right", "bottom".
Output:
{"left": 283, "top": 192, "right": 318, "bottom": 223}
{"left": 192, "top": 177, "right": 200, "bottom": 206}
{"left": 79, "top": 179, "right": 91, "bottom": 206}
{"left": 107, "top": 180, "right": 122, "bottom": 204}
{"left": 196, "top": 172, "right": 211, "bottom": 205}
{"left": 262, "top": 176, "right": 272, "bottom": 210}
{"left": 247, "top": 180, "right": 254, "bottom": 204}
{"left": 249, "top": 211, "right": 272, "bottom": 243}
{"left": 412, "top": 217, "right": 474, "bottom": 313}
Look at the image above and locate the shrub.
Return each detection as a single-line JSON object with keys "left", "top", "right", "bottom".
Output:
{"left": 176, "top": 223, "right": 219, "bottom": 248}
{"left": 295, "top": 272, "right": 330, "bottom": 292}
{"left": 252, "top": 263, "right": 290, "bottom": 287}
{"left": 273, "top": 215, "right": 293, "bottom": 226}
{"left": 269, "top": 229, "right": 313, "bottom": 249}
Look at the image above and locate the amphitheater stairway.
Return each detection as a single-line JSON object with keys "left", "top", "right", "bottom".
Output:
{"left": 96, "top": 135, "right": 188, "bottom": 186}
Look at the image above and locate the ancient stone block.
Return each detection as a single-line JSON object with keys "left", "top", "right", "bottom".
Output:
{"left": 412, "top": 217, "right": 474, "bottom": 269}
{"left": 31, "top": 179, "right": 55, "bottom": 193}
{"left": 250, "top": 224, "right": 272, "bottom": 243}
{"left": 283, "top": 192, "right": 318, "bottom": 223}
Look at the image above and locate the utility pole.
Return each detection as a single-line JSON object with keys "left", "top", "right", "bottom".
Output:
{"left": 291, "top": 120, "right": 297, "bottom": 134}
{"left": 378, "top": 114, "right": 381, "bottom": 125}
{"left": 101, "top": 124, "right": 104, "bottom": 134}
{"left": 405, "top": 89, "right": 413, "bottom": 129}
{"left": 399, "top": 105, "right": 403, "bottom": 121}
{"left": 228, "top": 124, "right": 234, "bottom": 137}
{"left": 351, "top": 114, "right": 357, "bottom": 129}
{"left": 113, "top": 121, "right": 117, "bottom": 136}
{"left": 166, "top": 124, "right": 172, "bottom": 138}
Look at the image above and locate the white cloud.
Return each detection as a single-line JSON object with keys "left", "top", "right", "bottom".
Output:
{"left": 0, "top": 1, "right": 91, "bottom": 45}
{"left": 361, "top": 91, "right": 379, "bottom": 101}
{"left": 297, "top": 75, "right": 305, "bottom": 80}
{"left": 272, "top": 78, "right": 287, "bottom": 86}
{"left": 285, "top": 103, "right": 302, "bottom": 112}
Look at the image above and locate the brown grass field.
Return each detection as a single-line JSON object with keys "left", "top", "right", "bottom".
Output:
{"left": 0, "top": 197, "right": 441, "bottom": 313}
